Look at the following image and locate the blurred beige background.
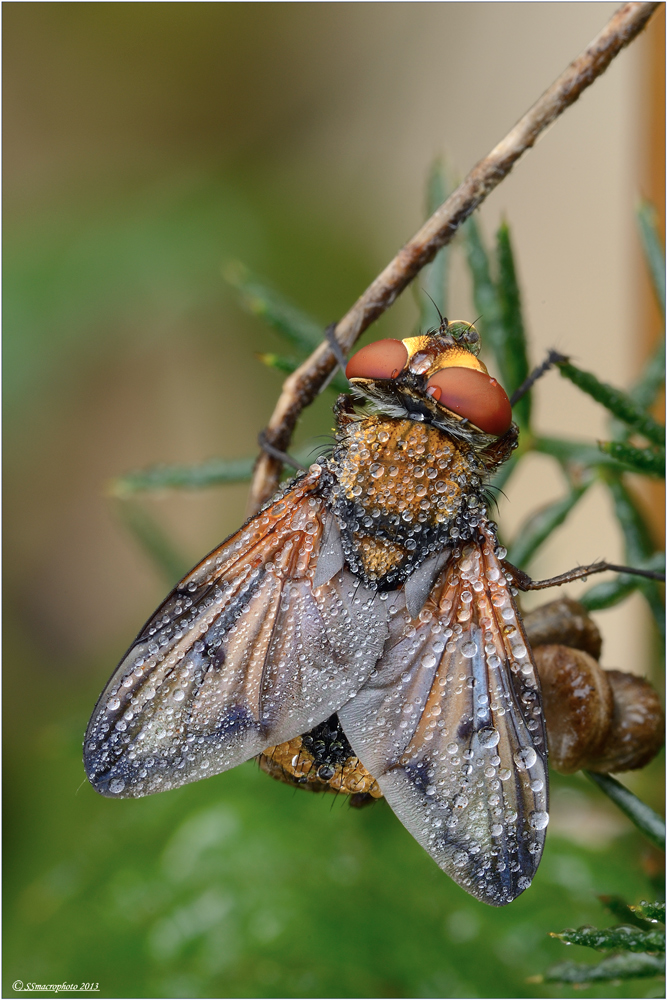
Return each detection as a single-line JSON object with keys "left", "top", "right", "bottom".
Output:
{"left": 4, "top": 2, "right": 663, "bottom": 691}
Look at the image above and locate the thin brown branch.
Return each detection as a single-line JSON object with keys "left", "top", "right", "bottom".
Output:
{"left": 248, "top": 1, "right": 659, "bottom": 514}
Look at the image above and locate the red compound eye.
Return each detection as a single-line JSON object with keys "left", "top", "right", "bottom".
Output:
{"left": 425, "top": 367, "right": 512, "bottom": 436}
{"left": 345, "top": 339, "right": 408, "bottom": 380}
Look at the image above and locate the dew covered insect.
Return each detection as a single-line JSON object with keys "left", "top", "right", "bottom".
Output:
{"left": 84, "top": 318, "right": 659, "bottom": 906}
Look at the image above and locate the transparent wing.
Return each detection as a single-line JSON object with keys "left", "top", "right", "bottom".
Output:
{"left": 85, "top": 470, "right": 391, "bottom": 798}
{"left": 339, "top": 522, "right": 548, "bottom": 906}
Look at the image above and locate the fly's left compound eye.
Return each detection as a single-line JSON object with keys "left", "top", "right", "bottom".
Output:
{"left": 425, "top": 367, "right": 512, "bottom": 436}
{"left": 345, "top": 338, "right": 409, "bottom": 380}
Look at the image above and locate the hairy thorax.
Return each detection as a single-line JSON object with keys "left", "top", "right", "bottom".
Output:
{"left": 326, "top": 415, "right": 490, "bottom": 589}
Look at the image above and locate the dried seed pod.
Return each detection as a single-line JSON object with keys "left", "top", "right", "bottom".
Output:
{"left": 522, "top": 597, "right": 602, "bottom": 660}
{"left": 533, "top": 644, "right": 613, "bottom": 774}
{"left": 584, "top": 670, "right": 665, "bottom": 773}
{"left": 533, "top": 645, "right": 664, "bottom": 774}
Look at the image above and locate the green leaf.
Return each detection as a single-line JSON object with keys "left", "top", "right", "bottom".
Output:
{"left": 533, "top": 435, "right": 638, "bottom": 473}
{"left": 496, "top": 222, "right": 531, "bottom": 427}
{"left": 643, "top": 585, "right": 666, "bottom": 643}
{"left": 612, "top": 334, "right": 665, "bottom": 444}
{"left": 630, "top": 335, "right": 665, "bottom": 412}
{"left": 585, "top": 771, "right": 666, "bottom": 851}
{"left": 111, "top": 456, "right": 257, "bottom": 495}
{"left": 637, "top": 201, "right": 665, "bottom": 316}
{"left": 551, "top": 925, "right": 665, "bottom": 953}
{"left": 604, "top": 473, "right": 656, "bottom": 564}
{"left": 224, "top": 261, "right": 323, "bottom": 354}
{"left": 111, "top": 439, "right": 323, "bottom": 496}
{"left": 115, "top": 500, "right": 189, "bottom": 586}
{"left": 257, "top": 352, "right": 348, "bottom": 393}
{"left": 419, "top": 160, "right": 452, "bottom": 329}
{"left": 507, "top": 479, "right": 591, "bottom": 569}
{"left": 599, "top": 896, "right": 657, "bottom": 930}
{"left": 557, "top": 361, "right": 665, "bottom": 446}
{"left": 578, "top": 575, "right": 639, "bottom": 611}
{"left": 463, "top": 216, "right": 533, "bottom": 429}
{"left": 257, "top": 351, "right": 302, "bottom": 375}
{"left": 601, "top": 472, "right": 664, "bottom": 635}
{"left": 598, "top": 440, "right": 665, "bottom": 477}
{"left": 463, "top": 216, "right": 504, "bottom": 363}
{"left": 578, "top": 552, "right": 665, "bottom": 611}
{"left": 633, "top": 902, "right": 666, "bottom": 924}
{"left": 542, "top": 951, "right": 664, "bottom": 984}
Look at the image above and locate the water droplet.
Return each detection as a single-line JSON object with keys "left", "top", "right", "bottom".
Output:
{"left": 498, "top": 767, "right": 511, "bottom": 781}
{"left": 513, "top": 747, "right": 537, "bottom": 770}
{"left": 491, "top": 823, "right": 503, "bottom": 837}
{"left": 106, "top": 697, "right": 120, "bottom": 711}
{"left": 530, "top": 778, "right": 544, "bottom": 792}
{"left": 477, "top": 727, "right": 500, "bottom": 748}
{"left": 109, "top": 778, "right": 125, "bottom": 794}
{"left": 453, "top": 850, "right": 468, "bottom": 868}
{"left": 529, "top": 810, "right": 549, "bottom": 830}
{"left": 172, "top": 688, "right": 185, "bottom": 702}
{"left": 461, "top": 640, "right": 477, "bottom": 658}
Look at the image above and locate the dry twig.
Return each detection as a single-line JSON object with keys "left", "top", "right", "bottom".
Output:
{"left": 248, "top": 1, "right": 659, "bottom": 513}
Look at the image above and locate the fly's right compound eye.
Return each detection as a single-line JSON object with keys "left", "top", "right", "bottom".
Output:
{"left": 425, "top": 366, "right": 512, "bottom": 436}
{"left": 345, "top": 339, "right": 409, "bottom": 380}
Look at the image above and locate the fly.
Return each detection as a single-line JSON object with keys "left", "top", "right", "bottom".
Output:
{"left": 84, "top": 318, "right": 653, "bottom": 906}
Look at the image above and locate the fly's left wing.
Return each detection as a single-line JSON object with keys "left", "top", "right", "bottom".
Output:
{"left": 85, "top": 470, "right": 391, "bottom": 798}
{"left": 339, "top": 522, "right": 548, "bottom": 906}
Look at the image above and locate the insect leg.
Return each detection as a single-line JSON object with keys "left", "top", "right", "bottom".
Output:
{"left": 257, "top": 430, "right": 308, "bottom": 471}
{"left": 503, "top": 559, "right": 665, "bottom": 591}
{"left": 509, "top": 349, "right": 569, "bottom": 406}
{"left": 323, "top": 320, "right": 350, "bottom": 375}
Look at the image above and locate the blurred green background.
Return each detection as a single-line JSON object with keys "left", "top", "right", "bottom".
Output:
{"left": 3, "top": 4, "right": 664, "bottom": 998}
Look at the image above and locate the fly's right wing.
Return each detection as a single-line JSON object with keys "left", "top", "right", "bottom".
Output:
{"left": 339, "top": 523, "right": 548, "bottom": 906}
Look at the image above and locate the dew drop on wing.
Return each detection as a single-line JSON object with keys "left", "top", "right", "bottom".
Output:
{"left": 513, "top": 747, "right": 537, "bottom": 770}
{"left": 529, "top": 810, "right": 550, "bottom": 830}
